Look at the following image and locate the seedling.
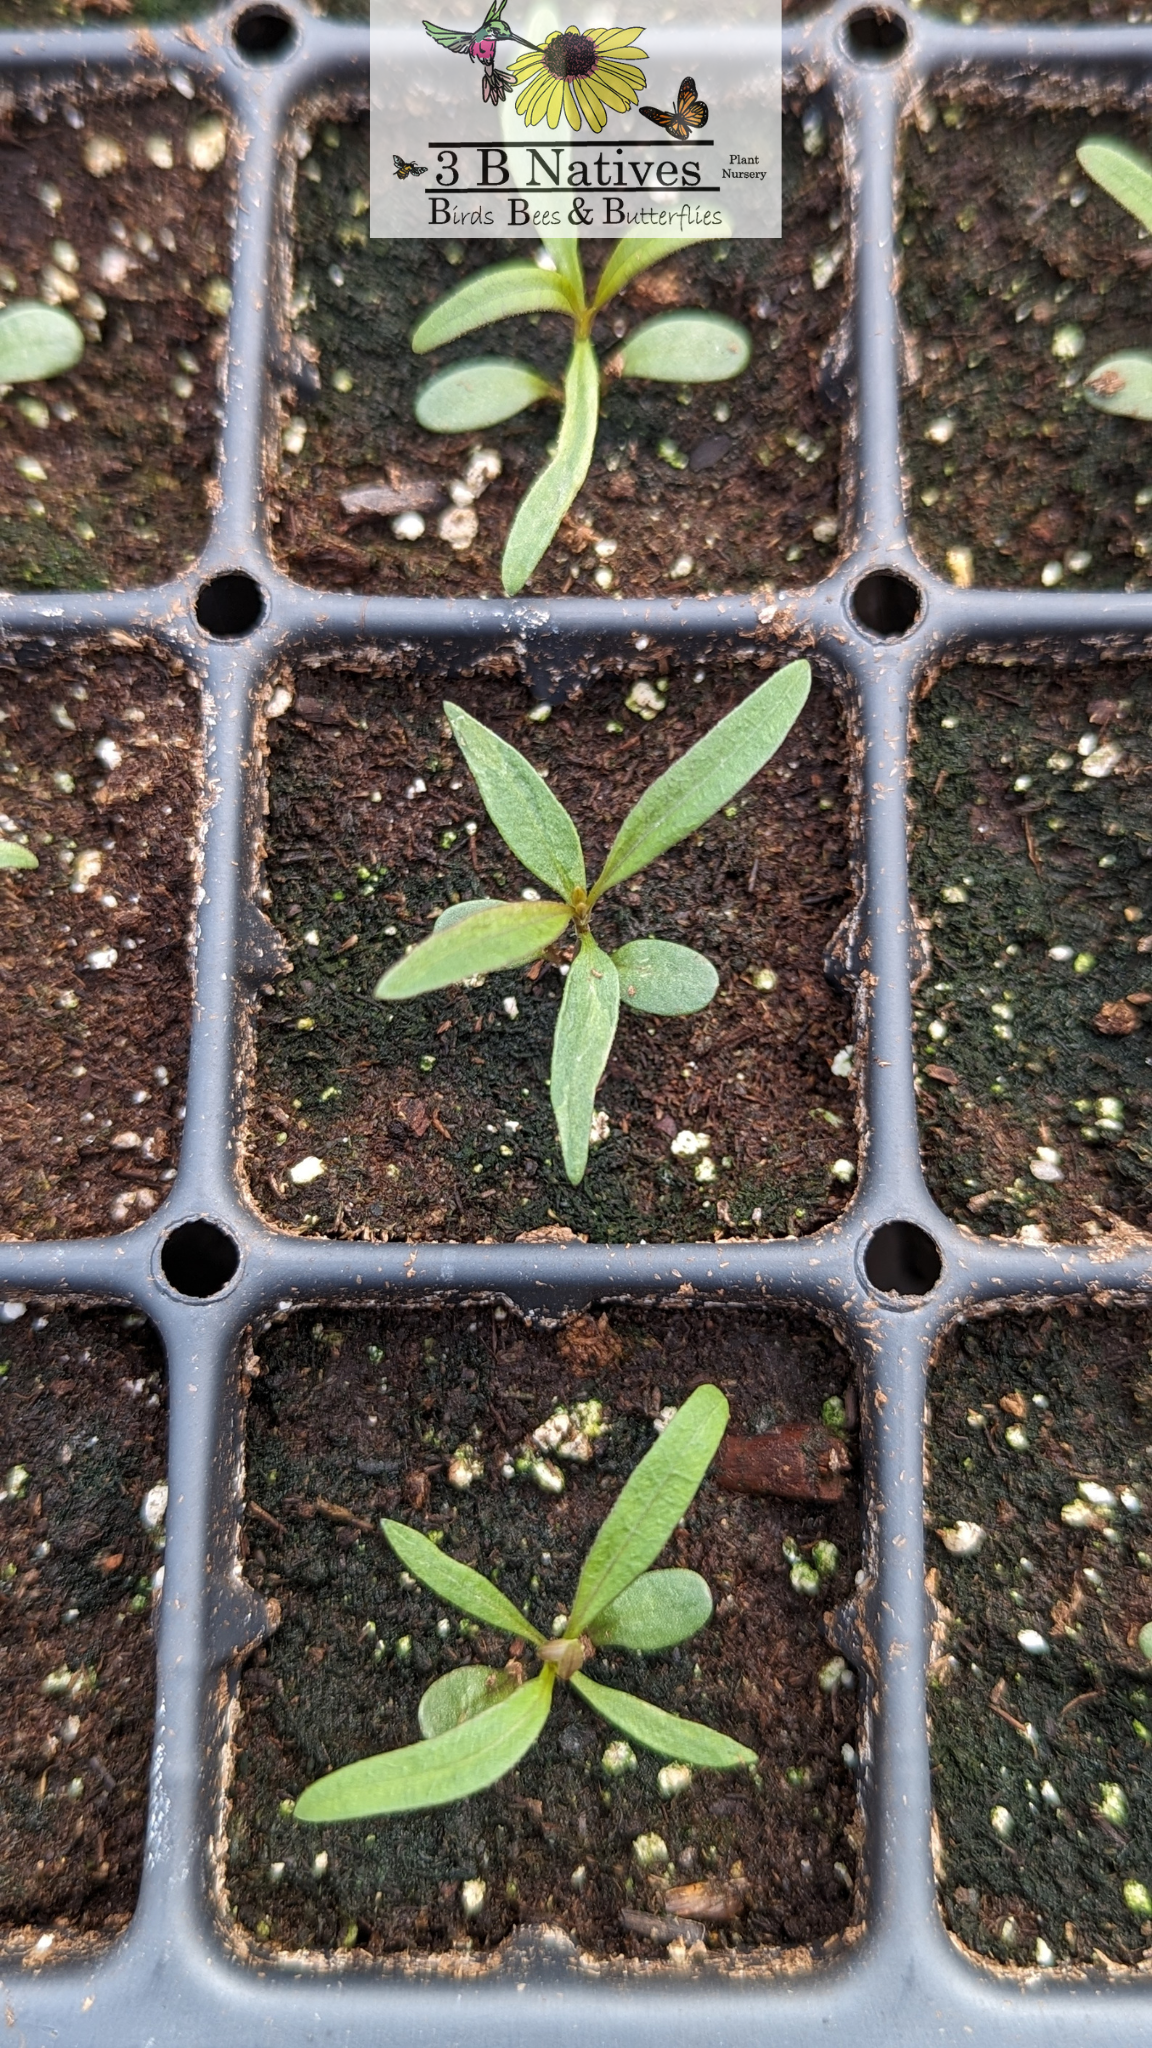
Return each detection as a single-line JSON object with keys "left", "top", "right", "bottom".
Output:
{"left": 374, "top": 658, "right": 811, "bottom": 1183}
{"left": 294, "top": 1383, "right": 756, "bottom": 1823}
{"left": 1070, "top": 138, "right": 1152, "bottom": 420}
{"left": 411, "top": 234, "right": 751, "bottom": 594}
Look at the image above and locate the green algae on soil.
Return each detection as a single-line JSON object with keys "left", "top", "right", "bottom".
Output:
{"left": 271, "top": 112, "right": 845, "bottom": 599}
{"left": 227, "top": 1303, "right": 861, "bottom": 1961}
{"left": 910, "top": 662, "right": 1152, "bottom": 1243}
{"left": 246, "top": 655, "right": 856, "bottom": 1245}
{"left": 0, "top": 1310, "right": 167, "bottom": 1950}
{"left": 928, "top": 1304, "right": 1152, "bottom": 1969}
{"left": 0, "top": 99, "right": 232, "bottom": 592}
{"left": 902, "top": 105, "right": 1152, "bottom": 592}
{"left": 0, "top": 641, "right": 198, "bottom": 1239}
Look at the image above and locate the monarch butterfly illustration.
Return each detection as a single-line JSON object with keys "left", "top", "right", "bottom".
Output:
{"left": 639, "top": 75, "right": 708, "bottom": 140}
{"left": 393, "top": 153, "right": 430, "bottom": 179}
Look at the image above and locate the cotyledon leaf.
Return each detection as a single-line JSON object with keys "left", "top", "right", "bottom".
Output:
{"left": 570, "top": 1671, "right": 756, "bottom": 1768}
{"left": 0, "top": 302, "right": 85, "bottom": 385}
{"left": 374, "top": 899, "right": 570, "bottom": 1001}
{"left": 1082, "top": 350, "right": 1152, "bottom": 420}
{"left": 0, "top": 841, "right": 38, "bottom": 870}
{"left": 415, "top": 358, "right": 555, "bottom": 433}
{"left": 444, "top": 701, "right": 585, "bottom": 898}
{"left": 614, "top": 312, "right": 750, "bottom": 385}
{"left": 417, "top": 1664, "right": 522, "bottom": 1738}
{"left": 383, "top": 1519, "right": 544, "bottom": 1642}
{"left": 295, "top": 1669, "right": 555, "bottom": 1820}
{"left": 566, "top": 1384, "right": 729, "bottom": 1635}
{"left": 587, "top": 1568, "right": 713, "bottom": 1650}
{"left": 1077, "top": 137, "right": 1152, "bottom": 235}
{"left": 612, "top": 938, "right": 718, "bottom": 1016}
{"left": 411, "top": 262, "right": 575, "bottom": 351}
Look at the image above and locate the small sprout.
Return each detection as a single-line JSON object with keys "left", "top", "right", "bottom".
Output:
{"left": 790, "top": 1560, "right": 821, "bottom": 1596}
{"left": 990, "top": 1805, "right": 1014, "bottom": 1840}
{"left": 811, "top": 1540, "right": 839, "bottom": 1578}
{"left": 460, "top": 1878, "right": 486, "bottom": 1917}
{"left": 1098, "top": 1782, "right": 1129, "bottom": 1826}
{"left": 657, "top": 1763, "right": 693, "bottom": 1798}
{"left": 1124, "top": 1879, "right": 1152, "bottom": 1918}
{"left": 937, "top": 1521, "right": 986, "bottom": 1556}
{"left": 1073, "top": 952, "right": 1095, "bottom": 974}
{"left": 633, "top": 1832, "right": 670, "bottom": 1872}
{"left": 1016, "top": 1628, "right": 1049, "bottom": 1655}
{"left": 602, "top": 1740, "right": 637, "bottom": 1777}
{"left": 821, "top": 1396, "right": 847, "bottom": 1432}
{"left": 4, "top": 1464, "right": 29, "bottom": 1499}
{"left": 42, "top": 1666, "right": 74, "bottom": 1696}
{"left": 818, "top": 1655, "right": 848, "bottom": 1692}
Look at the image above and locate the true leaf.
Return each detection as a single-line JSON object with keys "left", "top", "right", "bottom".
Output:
{"left": 541, "top": 236, "right": 585, "bottom": 303}
{"left": 612, "top": 939, "right": 718, "bottom": 1015}
{"left": 1083, "top": 349, "right": 1152, "bottom": 420}
{"left": 587, "top": 1568, "right": 713, "bottom": 1650}
{"left": 567, "top": 1384, "right": 729, "bottom": 1634}
{"left": 415, "top": 358, "right": 555, "bottom": 432}
{"left": 383, "top": 1519, "right": 544, "bottom": 1642}
{"left": 502, "top": 338, "right": 599, "bottom": 597}
{"left": 615, "top": 312, "right": 751, "bottom": 384}
{"left": 1077, "top": 137, "right": 1152, "bottom": 235}
{"left": 412, "top": 262, "right": 574, "bottom": 352}
{"left": 590, "top": 661, "right": 811, "bottom": 902}
{"left": 0, "top": 841, "right": 38, "bottom": 870}
{"left": 294, "top": 1669, "right": 554, "bottom": 1821}
{"left": 417, "top": 1664, "right": 521, "bottom": 1737}
{"left": 591, "top": 234, "right": 720, "bottom": 312}
{"left": 570, "top": 1671, "right": 756, "bottom": 1768}
{"left": 433, "top": 897, "right": 505, "bottom": 931}
{"left": 374, "top": 900, "right": 570, "bottom": 1001}
{"left": 444, "top": 701, "right": 586, "bottom": 897}
{"left": 549, "top": 936, "right": 620, "bottom": 1185}
{"left": 0, "top": 302, "right": 85, "bottom": 385}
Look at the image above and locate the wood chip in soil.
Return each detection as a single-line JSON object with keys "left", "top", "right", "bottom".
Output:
{"left": 227, "top": 1304, "right": 862, "bottom": 1963}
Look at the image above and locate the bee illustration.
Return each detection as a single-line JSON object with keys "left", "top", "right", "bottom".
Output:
{"left": 393, "top": 153, "right": 430, "bottom": 179}
{"left": 639, "top": 75, "right": 708, "bottom": 141}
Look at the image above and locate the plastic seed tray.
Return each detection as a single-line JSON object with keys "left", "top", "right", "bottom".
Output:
{"left": 3, "top": 0, "right": 1152, "bottom": 2039}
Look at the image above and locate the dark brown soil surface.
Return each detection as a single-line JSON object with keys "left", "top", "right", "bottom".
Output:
{"left": 0, "top": 1309, "right": 167, "bottom": 1956}
{"left": 271, "top": 113, "right": 845, "bottom": 599}
{"left": 902, "top": 105, "right": 1152, "bottom": 591}
{"left": 0, "top": 97, "right": 233, "bottom": 592}
{"left": 909, "top": 661, "right": 1152, "bottom": 1244}
{"left": 928, "top": 1303, "right": 1152, "bottom": 1970}
{"left": 0, "top": 641, "right": 198, "bottom": 1239}
{"left": 245, "top": 655, "right": 856, "bottom": 1245}
{"left": 226, "top": 1303, "right": 861, "bottom": 1963}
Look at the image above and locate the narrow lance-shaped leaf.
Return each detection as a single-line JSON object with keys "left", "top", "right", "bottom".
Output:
{"left": 295, "top": 1669, "right": 554, "bottom": 1821}
{"left": 614, "top": 312, "right": 751, "bottom": 385}
{"left": 587, "top": 1568, "right": 713, "bottom": 1650}
{"left": 550, "top": 936, "right": 620, "bottom": 1186}
{"left": 570, "top": 1670, "right": 756, "bottom": 1768}
{"left": 612, "top": 939, "right": 717, "bottom": 1016}
{"left": 415, "top": 358, "right": 555, "bottom": 433}
{"left": 567, "top": 1384, "right": 729, "bottom": 1635}
{"left": 1083, "top": 350, "right": 1152, "bottom": 421}
{"left": 590, "top": 660, "right": 811, "bottom": 903}
{"left": 374, "top": 899, "right": 570, "bottom": 1002}
{"left": 502, "top": 337, "right": 599, "bottom": 598}
{"left": 444, "top": 701, "right": 586, "bottom": 898}
{"left": 433, "top": 897, "right": 505, "bottom": 931}
{"left": 0, "top": 303, "right": 85, "bottom": 385}
{"left": 592, "top": 233, "right": 723, "bottom": 313}
{"left": 412, "top": 262, "right": 575, "bottom": 352}
{"left": 0, "top": 841, "right": 38, "bottom": 871}
{"left": 1077, "top": 137, "right": 1152, "bottom": 235}
{"left": 383, "top": 1519, "right": 544, "bottom": 1642}
{"left": 540, "top": 235, "right": 585, "bottom": 304}
{"left": 417, "top": 1664, "right": 522, "bottom": 1738}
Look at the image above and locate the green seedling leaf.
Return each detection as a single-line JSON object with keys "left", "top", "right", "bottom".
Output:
{"left": 415, "top": 358, "right": 555, "bottom": 432}
{"left": 383, "top": 1519, "right": 544, "bottom": 1642}
{"left": 295, "top": 1669, "right": 554, "bottom": 1820}
{"left": 567, "top": 1384, "right": 729, "bottom": 1634}
{"left": 612, "top": 938, "right": 718, "bottom": 1015}
{"left": 417, "top": 1664, "right": 521, "bottom": 1737}
{"left": 591, "top": 660, "right": 811, "bottom": 902}
{"left": 0, "top": 302, "right": 85, "bottom": 385}
{"left": 614, "top": 311, "right": 751, "bottom": 384}
{"left": 412, "top": 262, "right": 574, "bottom": 352}
{"left": 433, "top": 897, "right": 505, "bottom": 931}
{"left": 550, "top": 936, "right": 620, "bottom": 1186}
{"left": 1077, "top": 137, "right": 1152, "bottom": 235}
{"left": 502, "top": 338, "right": 599, "bottom": 598}
{"left": 570, "top": 1670, "right": 756, "bottom": 1768}
{"left": 374, "top": 899, "right": 570, "bottom": 1001}
{"left": 591, "top": 234, "right": 720, "bottom": 312}
{"left": 0, "top": 841, "right": 38, "bottom": 870}
{"left": 1083, "top": 349, "right": 1152, "bottom": 420}
{"left": 541, "top": 236, "right": 585, "bottom": 302}
{"left": 588, "top": 1568, "right": 713, "bottom": 1650}
{"left": 444, "top": 701, "right": 586, "bottom": 897}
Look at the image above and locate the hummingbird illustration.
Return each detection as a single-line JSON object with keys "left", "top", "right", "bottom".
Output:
{"left": 422, "top": 0, "right": 537, "bottom": 104}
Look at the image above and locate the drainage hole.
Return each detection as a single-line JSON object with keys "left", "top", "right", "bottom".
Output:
{"left": 233, "top": 3, "right": 296, "bottom": 55}
{"left": 851, "top": 569, "right": 922, "bottom": 638}
{"left": 845, "top": 7, "right": 909, "bottom": 56}
{"left": 160, "top": 1220, "right": 241, "bottom": 1299}
{"left": 195, "top": 572, "right": 265, "bottom": 639}
{"left": 864, "top": 1221, "right": 942, "bottom": 1298}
